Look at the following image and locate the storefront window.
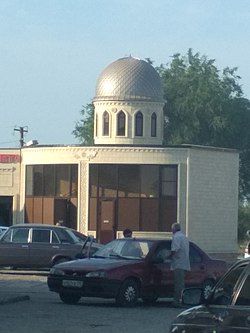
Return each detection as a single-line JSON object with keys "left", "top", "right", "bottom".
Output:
{"left": 141, "top": 165, "right": 159, "bottom": 198}
{"left": 118, "top": 165, "right": 140, "bottom": 197}
{"left": 55, "top": 165, "right": 70, "bottom": 197}
{"left": 98, "top": 165, "right": 117, "bottom": 198}
{"left": 33, "top": 165, "right": 43, "bottom": 196}
{"left": 26, "top": 165, "right": 34, "bottom": 196}
{"left": 44, "top": 165, "right": 55, "bottom": 196}
{"left": 71, "top": 165, "right": 78, "bottom": 197}
{"left": 161, "top": 166, "right": 177, "bottom": 197}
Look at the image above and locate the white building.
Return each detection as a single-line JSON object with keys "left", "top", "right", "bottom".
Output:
{"left": 0, "top": 56, "right": 239, "bottom": 255}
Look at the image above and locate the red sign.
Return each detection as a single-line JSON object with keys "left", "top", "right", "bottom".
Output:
{"left": 0, "top": 154, "right": 20, "bottom": 163}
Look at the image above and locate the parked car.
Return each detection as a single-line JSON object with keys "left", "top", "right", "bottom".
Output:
{"left": 70, "top": 229, "right": 97, "bottom": 243}
{"left": 0, "top": 224, "right": 102, "bottom": 269}
{"left": 170, "top": 257, "right": 250, "bottom": 332}
{"left": 0, "top": 226, "right": 9, "bottom": 236}
{"left": 47, "top": 237, "right": 227, "bottom": 306}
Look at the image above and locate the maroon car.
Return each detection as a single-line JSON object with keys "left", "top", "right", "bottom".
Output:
{"left": 47, "top": 238, "right": 228, "bottom": 306}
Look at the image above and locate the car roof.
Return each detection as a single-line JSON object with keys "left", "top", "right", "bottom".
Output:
{"left": 9, "top": 224, "right": 67, "bottom": 230}
{"left": 115, "top": 237, "right": 172, "bottom": 242}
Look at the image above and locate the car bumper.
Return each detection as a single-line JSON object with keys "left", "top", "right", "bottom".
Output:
{"left": 47, "top": 275, "right": 121, "bottom": 298}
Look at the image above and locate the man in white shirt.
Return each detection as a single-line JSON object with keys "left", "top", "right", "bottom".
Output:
{"left": 168, "top": 223, "right": 190, "bottom": 307}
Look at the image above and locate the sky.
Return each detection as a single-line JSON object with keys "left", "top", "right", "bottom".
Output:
{"left": 1, "top": 0, "right": 250, "bottom": 147}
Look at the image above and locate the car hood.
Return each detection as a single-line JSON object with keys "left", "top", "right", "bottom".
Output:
{"left": 54, "top": 257, "right": 141, "bottom": 272}
{"left": 171, "top": 305, "right": 227, "bottom": 330}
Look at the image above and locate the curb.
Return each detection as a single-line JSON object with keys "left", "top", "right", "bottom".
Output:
{"left": 0, "top": 295, "right": 30, "bottom": 305}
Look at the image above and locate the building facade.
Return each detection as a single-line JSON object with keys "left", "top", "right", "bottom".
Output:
{"left": 0, "top": 56, "right": 239, "bottom": 254}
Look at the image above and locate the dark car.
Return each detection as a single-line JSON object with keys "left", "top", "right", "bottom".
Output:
{"left": 47, "top": 237, "right": 227, "bottom": 306}
{"left": 70, "top": 229, "right": 97, "bottom": 243}
{"left": 170, "top": 258, "right": 250, "bottom": 332}
{"left": 0, "top": 224, "right": 102, "bottom": 269}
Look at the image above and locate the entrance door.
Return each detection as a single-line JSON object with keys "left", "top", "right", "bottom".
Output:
{"left": 99, "top": 199, "right": 116, "bottom": 244}
{"left": 0, "top": 196, "right": 13, "bottom": 226}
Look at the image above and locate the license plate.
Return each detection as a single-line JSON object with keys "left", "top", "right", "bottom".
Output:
{"left": 62, "top": 280, "right": 83, "bottom": 288}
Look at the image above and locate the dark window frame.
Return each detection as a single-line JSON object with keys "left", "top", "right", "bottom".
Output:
{"left": 102, "top": 111, "right": 110, "bottom": 136}
{"left": 117, "top": 111, "right": 126, "bottom": 136}
{"left": 135, "top": 111, "right": 143, "bottom": 136}
{"left": 151, "top": 113, "right": 157, "bottom": 137}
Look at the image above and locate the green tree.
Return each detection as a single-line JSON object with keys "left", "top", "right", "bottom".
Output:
{"left": 238, "top": 204, "right": 250, "bottom": 242}
{"left": 157, "top": 49, "right": 250, "bottom": 200}
{"left": 72, "top": 103, "right": 94, "bottom": 145}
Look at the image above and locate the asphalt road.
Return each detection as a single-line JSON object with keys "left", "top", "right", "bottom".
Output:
{"left": 0, "top": 270, "right": 183, "bottom": 333}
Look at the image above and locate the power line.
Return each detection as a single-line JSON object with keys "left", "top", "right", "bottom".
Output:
{"left": 14, "top": 126, "right": 28, "bottom": 147}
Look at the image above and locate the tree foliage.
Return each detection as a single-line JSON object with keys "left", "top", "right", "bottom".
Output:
{"left": 157, "top": 49, "right": 250, "bottom": 200}
{"left": 238, "top": 204, "right": 250, "bottom": 242}
{"left": 72, "top": 103, "right": 94, "bottom": 145}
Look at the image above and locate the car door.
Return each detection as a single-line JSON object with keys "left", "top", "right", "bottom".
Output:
{"left": 148, "top": 241, "right": 174, "bottom": 297}
{"left": 185, "top": 243, "right": 207, "bottom": 287}
{"left": 205, "top": 263, "right": 249, "bottom": 333}
{"left": 216, "top": 270, "right": 250, "bottom": 332}
{"left": 28, "top": 228, "right": 62, "bottom": 268}
{"left": 0, "top": 227, "right": 30, "bottom": 268}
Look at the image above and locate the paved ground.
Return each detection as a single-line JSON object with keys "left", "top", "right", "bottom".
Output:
{"left": 0, "top": 270, "right": 183, "bottom": 333}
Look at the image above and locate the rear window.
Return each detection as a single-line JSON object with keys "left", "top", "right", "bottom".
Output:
{"left": 55, "top": 228, "right": 76, "bottom": 244}
{"left": 32, "top": 229, "right": 51, "bottom": 243}
{"left": 11, "top": 228, "right": 29, "bottom": 243}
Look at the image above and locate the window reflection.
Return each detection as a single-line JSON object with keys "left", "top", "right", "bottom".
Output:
{"left": 99, "top": 165, "right": 117, "bottom": 198}
{"left": 141, "top": 165, "right": 159, "bottom": 198}
{"left": 118, "top": 165, "right": 140, "bottom": 197}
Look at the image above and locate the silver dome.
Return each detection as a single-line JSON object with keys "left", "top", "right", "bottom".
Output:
{"left": 94, "top": 57, "right": 163, "bottom": 102}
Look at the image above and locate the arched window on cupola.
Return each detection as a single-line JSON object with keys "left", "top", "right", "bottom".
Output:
{"left": 102, "top": 111, "right": 109, "bottom": 136}
{"left": 135, "top": 111, "right": 143, "bottom": 136}
{"left": 117, "top": 111, "right": 126, "bottom": 136}
{"left": 151, "top": 112, "right": 157, "bottom": 137}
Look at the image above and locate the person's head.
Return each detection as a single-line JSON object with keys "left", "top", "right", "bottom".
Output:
{"left": 123, "top": 228, "right": 132, "bottom": 238}
{"left": 171, "top": 223, "right": 181, "bottom": 234}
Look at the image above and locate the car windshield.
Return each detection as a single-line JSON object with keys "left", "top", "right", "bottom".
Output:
{"left": 93, "top": 239, "right": 154, "bottom": 259}
{"left": 210, "top": 263, "right": 247, "bottom": 305}
{"left": 57, "top": 229, "right": 79, "bottom": 244}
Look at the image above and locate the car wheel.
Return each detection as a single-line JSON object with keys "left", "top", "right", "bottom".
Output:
{"left": 59, "top": 292, "right": 81, "bottom": 305}
{"left": 116, "top": 279, "right": 139, "bottom": 307}
{"left": 202, "top": 279, "right": 215, "bottom": 300}
{"left": 141, "top": 294, "right": 158, "bottom": 305}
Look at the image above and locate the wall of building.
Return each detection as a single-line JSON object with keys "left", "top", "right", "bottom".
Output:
{"left": 186, "top": 147, "right": 239, "bottom": 253}
{"left": 0, "top": 149, "right": 21, "bottom": 224}
{"left": 94, "top": 101, "right": 164, "bottom": 145}
{"left": 19, "top": 145, "right": 239, "bottom": 254}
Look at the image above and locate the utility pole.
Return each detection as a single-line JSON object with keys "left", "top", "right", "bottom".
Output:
{"left": 14, "top": 126, "right": 28, "bottom": 147}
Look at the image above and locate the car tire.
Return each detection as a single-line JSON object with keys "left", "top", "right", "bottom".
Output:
{"left": 141, "top": 294, "right": 158, "bottom": 305}
{"left": 59, "top": 292, "right": 81, "bottom": 305}
{"left": 202, "top": 279, "right": 215, "bottom": 300}
{"left": 116, "top": 279, "right": 139, "bottom": 307}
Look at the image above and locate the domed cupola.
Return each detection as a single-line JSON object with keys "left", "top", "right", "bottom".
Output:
{"left": 93, "top": 56, "right": 165, "bottom": 146}
{"left": 94, "top": 56, "right": 163, "bottom": 102}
